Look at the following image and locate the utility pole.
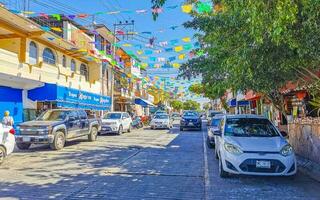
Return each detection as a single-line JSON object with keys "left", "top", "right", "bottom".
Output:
{"left": 111, "top": 20, "right": 135, "bottom": 111}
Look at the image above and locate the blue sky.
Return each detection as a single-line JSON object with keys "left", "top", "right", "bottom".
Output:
{"left": 4, "top": 0, "right": 209, "bottom": 104}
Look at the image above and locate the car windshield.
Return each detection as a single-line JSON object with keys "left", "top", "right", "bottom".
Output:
{"left": 154, "top": 115, "right": 169, "bottom": 119}
{"left": 37, "top": 110, "right": 68, "bottom": 121}
{"left": 211, "top": 118, "right": 221, "bottom": 127}
{"left": 225, "top": 118, "right": 279, "bottom": 137}
{"left": 104, "top": 113, "right": 121, "bottom": 119}
{"left": 183, "top": 112, "right": 198, "bottom": 117}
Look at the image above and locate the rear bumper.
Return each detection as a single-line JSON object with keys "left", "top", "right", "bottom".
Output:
{"left": 15, "top": 135, "right": 54, "bottom": 144}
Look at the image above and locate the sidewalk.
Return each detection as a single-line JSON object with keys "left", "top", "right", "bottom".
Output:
{"left": 297, "top": 155, "right": 320, "bottom": 182}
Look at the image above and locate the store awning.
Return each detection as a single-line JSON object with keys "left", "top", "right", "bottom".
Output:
{"left": 134, "top": 98, "right": 155, "bottom": 107}
{"left": 28, "top": 83, "right": 112, "bottom": 111}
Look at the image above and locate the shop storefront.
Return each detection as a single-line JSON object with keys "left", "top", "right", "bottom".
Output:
{"left": 227, "top": 98, "right": 250, "bottom": 114}
{"left": 0, "top": 86, "right": 23, "bottom": 124}
{"left": 28, "top": 83, "right": 112, "bottom": 114}
{"left": 134, "top": 98, "right": 154, "bottom": 116}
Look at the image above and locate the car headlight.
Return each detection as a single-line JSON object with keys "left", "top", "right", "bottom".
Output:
{"left": 280, "top": 144, "right": 293, "bottom": 156}
{"left": 224, "top": 143, "right": 243, "bottom": 155}
{"left": 181, "top": 118, "right": 186, "bottom": 122}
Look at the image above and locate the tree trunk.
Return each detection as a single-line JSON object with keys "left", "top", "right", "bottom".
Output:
{"left": 266, "top": 90, "right": 288, "bottom": 121}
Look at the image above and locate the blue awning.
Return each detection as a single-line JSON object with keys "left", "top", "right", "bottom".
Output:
{"left": 28, "top": 83, "right": 112, "bottom": 111}
{"left": 134, "top": 98, "right": 154, "bottom": 107}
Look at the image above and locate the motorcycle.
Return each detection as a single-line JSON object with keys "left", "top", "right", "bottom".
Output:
{"left": 132, "top": 116, "right": 143, "bottom": 129}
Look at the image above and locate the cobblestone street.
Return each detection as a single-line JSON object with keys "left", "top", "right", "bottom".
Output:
{"left": 0, "top": 122, "right": 320, "bottom": 200}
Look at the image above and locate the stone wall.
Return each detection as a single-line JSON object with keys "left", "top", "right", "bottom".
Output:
{"left": 288, "top": 118, "right": 320, "bottom": 164}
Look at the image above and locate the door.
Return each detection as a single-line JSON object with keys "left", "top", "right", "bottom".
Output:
{"left": 122, "top": 113, "right": 131, "bottom": 130}
{"left": 78, "top": 110, "right": 90, "bottom": 135}
{"left": 215, "top": 118, "right": 225, "bottom": 153}
{"left": 66, "top": 111, "right": 81, "bottom": 138}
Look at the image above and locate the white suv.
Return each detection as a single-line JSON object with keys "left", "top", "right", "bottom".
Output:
{"left": 214, "top": 115, "right": 297, "bottom": 178}
{"left": 0, "top": 124, "right": 15, "bottom": 165}
{"left": 100, "top": 112, "right": 132, "bottom": 135}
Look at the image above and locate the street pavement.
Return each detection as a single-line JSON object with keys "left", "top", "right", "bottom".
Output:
{"left": 0, "top": 121, "right": 320, "bottom": 200}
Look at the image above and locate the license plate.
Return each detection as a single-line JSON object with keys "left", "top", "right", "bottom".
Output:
{"left": 256, "top": 161, "right": 271, "bottom": 168}
{"left": 189, "top": 122, "right": 193, "bottom": 126}
{"left": 23, "top": 137, "right": 31, "bottom": 142}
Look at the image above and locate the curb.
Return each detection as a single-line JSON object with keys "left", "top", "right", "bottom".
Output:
{"left": 297, "top": 155, "right": 320, "bottom": 182}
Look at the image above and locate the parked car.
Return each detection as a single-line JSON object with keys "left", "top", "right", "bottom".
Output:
{"left": 16, "top": 109, "right": 101, "bottom": 150}
{"left": 153, "top": 110, "right": 167, "bottom": 118}
{"left": 207, "top": 110, "right": 223, "bottom": 125}
{"left": 214, "top": 115, "right": 297, "bottom": 178}
{"left": 132, "top": 116, "right": 143, "bottom": 129}
{"left": 171, "top": 112, "right": 180, "bottom": 120}
{"left": 207, "top": 115, "right": 224, "bottom": 148}
{"left": 100, "top": 112, "right": 132, "bottom": 135}
{"left": 0, "top": 124, "right": 15, "bottom": 165}
{"left": 150, "top": 114, "right": 173, "bottom": 130}
{"left": 180, "top": 111, "right": 202, "bottom": 131}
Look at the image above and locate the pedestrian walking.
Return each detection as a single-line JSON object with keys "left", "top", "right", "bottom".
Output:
{"left": 2, "top": 111, "right": 14, "bottom": 126}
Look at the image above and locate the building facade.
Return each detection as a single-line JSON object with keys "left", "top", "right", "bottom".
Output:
{"left": 0, "top": 7, "right": 111, "bottom": 123}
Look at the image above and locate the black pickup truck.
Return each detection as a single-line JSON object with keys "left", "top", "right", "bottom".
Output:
{"left": 15, "top": 109, "right": 101, "bottom": 150}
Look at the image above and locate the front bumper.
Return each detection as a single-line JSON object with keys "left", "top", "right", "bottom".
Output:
{"left": 221, "top": 151, "right": 297, "bottom": 176}
{"left": 15, "top": 135, "right": 54, "bottom": 144}
{"left": 150, "top": 123, "right": 170, "bottom": 129}
{"left": 180, "top": 122, "right": 202, "bottom": 128}
{"left": 100, "top": 125, "right": 119, "bottom": 133}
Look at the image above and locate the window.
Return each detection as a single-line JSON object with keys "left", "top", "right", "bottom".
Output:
{"left": 42, "top": 48, "right": 56, "bottom": 65}
{"left": 62, "top": 55, "right": 67, "bottom": 68}
{"left": 80, "top": 63, "right": 89, "bottom": 81}
{"left": 95, "top": 35, "right": 104, "bottom": 51}
{"left": 71, "top": 59, "right": 76, "bottom": 72}
{"left": 29, "top": 41, "right": 38, "bottom": 65}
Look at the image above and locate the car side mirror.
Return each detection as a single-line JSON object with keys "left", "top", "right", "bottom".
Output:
{"left": 213, "top": 130, "right": 222, "bottom": 136}
{"left": 280, "top": 131, "right": 288, "bottom": 138}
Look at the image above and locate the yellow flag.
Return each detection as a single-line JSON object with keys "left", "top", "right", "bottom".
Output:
{"left": 178, "top": 54, "right": 185, "bottom": 60}
{"left": 174, "top": 46, "right": 183, "bottom": 52}
{"left": 173, "top": 63, "right": 181, "bottom": 68}
{"left": 122, "top": 43, "right": 132, "bottom": 47}
{"left": 181, "top": 4, "right": 193, "bottom": 13}
{"left": 182, "top": 37, "right": 191, "bottom": 42}
{"left": 137, "top": 50, "right": 143, "bottom": 55}
{"left": 51, "top": 27, "right": 62, "bottom": 32}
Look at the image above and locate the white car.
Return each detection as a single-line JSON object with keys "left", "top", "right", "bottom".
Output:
{"left": 150, "top": 115, "right": 173, "bottom": 130}
{"left": 100, "top": 112, "right": 132, "bottom": 135}
{"left": 214, "top": 115, "right": 297, "bottom": 178}
{"left": 0, "top": 124, "right": 15, "bottom": 165}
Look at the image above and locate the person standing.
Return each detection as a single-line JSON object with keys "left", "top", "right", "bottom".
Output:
{"left": 2, "top": 111, "right": 14, "bottom": 126}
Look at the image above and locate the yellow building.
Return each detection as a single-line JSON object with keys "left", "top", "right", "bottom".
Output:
{"left": 0, "top": 7, "right": 111, "bottom": 123}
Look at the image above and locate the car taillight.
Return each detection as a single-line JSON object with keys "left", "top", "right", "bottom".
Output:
{"left": 9, "top": 128, "right": 15, "bottom": 135}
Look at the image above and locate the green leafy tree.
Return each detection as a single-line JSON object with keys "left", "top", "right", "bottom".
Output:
{"left": 183, "top": 100, "right": 200, "bottom": 110}
{"left": 170, "top": 100, "right": 184, "bottom": 111}
{"left": 178, "top": 0, "right": 320, "bottom": 117}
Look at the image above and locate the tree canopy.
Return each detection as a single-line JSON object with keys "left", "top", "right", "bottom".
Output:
{"left": 183, "top": 100, "right": 200, "bottom": 110}
{"left": 178, "top": 0, "right": 320, "bottom": 114}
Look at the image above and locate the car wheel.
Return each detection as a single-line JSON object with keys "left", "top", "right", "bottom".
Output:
{"left": 207, "top": 136, "right": 214, "bottom": 149}
{"left": 180, "top": 127, "right": 183, "bottom": 131}
{"left": 128, "top": 125, "right": 132, "bottom": 133}
{"left": 16, "top": 143, "right": 31, "bottom": 150}
{"left": 118, "top": 125, "right": 123, "bottom": 135}
{"left": 88, "top": 127, "right": 98, "bottom": 142}
{"left": 0, "top": 146, "right": 6, "bottom": 165}
{"left": 219, "top": 157, "right": 229, "bottom": 178}
{"left": 50, "top": 131, "right": 65, "bottom": 150}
